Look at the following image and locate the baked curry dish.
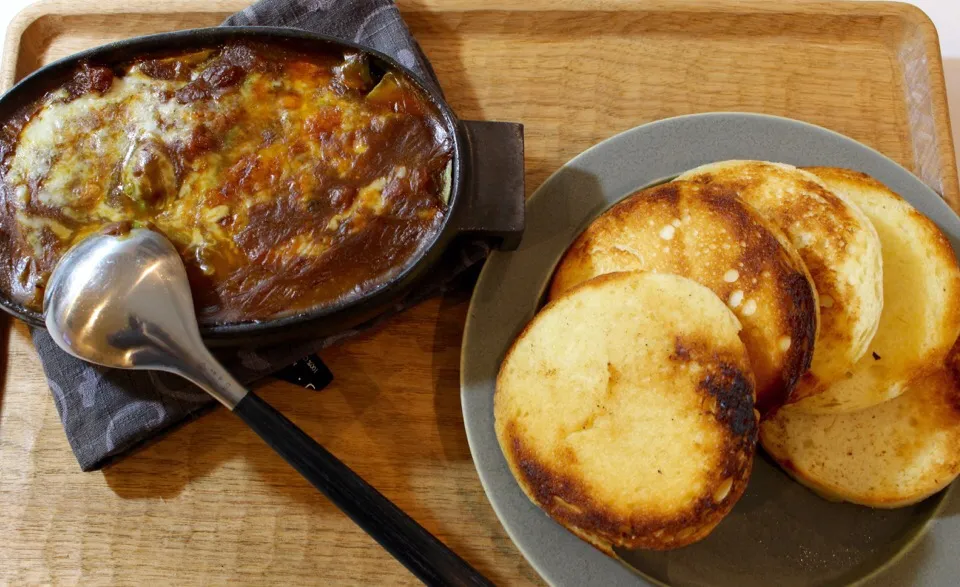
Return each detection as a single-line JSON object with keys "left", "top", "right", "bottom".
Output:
{"left": 0, "top": 41, "right": 452, "bottom": 324}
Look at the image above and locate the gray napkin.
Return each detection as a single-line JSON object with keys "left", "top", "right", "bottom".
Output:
{"left": 33, "top": 0, "right": 490, "bottom": 472}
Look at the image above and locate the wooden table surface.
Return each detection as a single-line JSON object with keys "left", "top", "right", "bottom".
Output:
{"left": 1, "top": 0, "right": 958, "bottom": 585}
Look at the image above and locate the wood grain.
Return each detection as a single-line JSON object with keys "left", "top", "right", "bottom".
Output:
{"left": 0, "top": 1, "right": 957, "bottom": 585}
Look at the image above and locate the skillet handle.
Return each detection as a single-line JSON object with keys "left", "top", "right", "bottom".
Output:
{"left": 233, "top": 392, "right": 492, "bottom": 587}
{"left": 455, "top": 120, "right": 525, "bottom": 250}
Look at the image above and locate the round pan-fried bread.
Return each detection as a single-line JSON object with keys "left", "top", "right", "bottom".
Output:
{"left": 677, "top": 161, "right": 883, "bottom": 391}
{"left": 496, "top": 272, "right": 757, "bottom": 552}
{"left": 549, "top": 181, "right": 819, "bottom": 414}
{"left": 789, "top": 167, "right": 960, "bottom": 413}
{"left": 760, "top": 364, "right": 960, "bottom": 508}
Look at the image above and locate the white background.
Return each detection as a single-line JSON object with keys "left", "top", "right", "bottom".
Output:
{"left": 0, "top": 0, "right": 957, "bottom": 169}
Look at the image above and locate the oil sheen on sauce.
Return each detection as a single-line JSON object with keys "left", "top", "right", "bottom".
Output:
{"left": 0, "top": 41, "right": 452, "bottom": 324}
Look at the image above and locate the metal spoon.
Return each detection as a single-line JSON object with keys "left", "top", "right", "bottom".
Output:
{"left": 43, "top": 228, "right": 490, "bottom": 586}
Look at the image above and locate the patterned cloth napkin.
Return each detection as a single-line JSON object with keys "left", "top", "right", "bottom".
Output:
{"left": 33, "top": 0, "right": 491, "bottom": 471}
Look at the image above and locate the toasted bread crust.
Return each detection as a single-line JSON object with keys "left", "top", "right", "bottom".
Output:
{"left": 761, "top": 363, "right": 960, "bottom": 508}
{"left": 679, "top": 161, "right": 883, "bottom": 389}
{"left": 789, "top": 167, "right": 960, "bottom": 412}
{"left": 502, "top": 417, "right": 754, "bottom": 551}
{"left": 496, "top": 272, "right": 757, "bottom": 551}
{"left": 805, "top": 167, "right": 960, "bottom": 334}
{"left": 548, "top": 181, "right": 818, "bottom": 413}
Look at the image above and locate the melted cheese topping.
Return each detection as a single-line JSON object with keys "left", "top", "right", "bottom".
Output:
{"left": 0, "top": 43, "right": 451, "bottom": 323}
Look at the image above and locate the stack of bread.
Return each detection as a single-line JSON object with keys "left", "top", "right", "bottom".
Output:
{"left": 494, "top": 161, "right": 960, "bottom": 554}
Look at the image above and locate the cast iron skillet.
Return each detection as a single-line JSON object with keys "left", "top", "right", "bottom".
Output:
{"left": 0, "top": 27, "right": 525, "bottom": 347}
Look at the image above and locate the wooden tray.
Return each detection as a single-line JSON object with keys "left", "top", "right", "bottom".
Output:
{"left": 1, "top": 1, "right": 956, "bottom": 585}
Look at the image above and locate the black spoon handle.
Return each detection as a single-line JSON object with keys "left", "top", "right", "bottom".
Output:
{"left": 233, "top": 392, "right": 492, "bottom": 587}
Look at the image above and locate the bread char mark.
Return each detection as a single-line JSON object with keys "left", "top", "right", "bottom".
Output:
{"left": 777, "top": 270, "right": 819, "bottom": 403}
{"left": 671, "top": 336, "right": 758, "bottom": 440}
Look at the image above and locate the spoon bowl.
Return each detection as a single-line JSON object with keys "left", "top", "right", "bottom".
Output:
{"left": 44, "top": 229, "right": 245, "bottom": 406}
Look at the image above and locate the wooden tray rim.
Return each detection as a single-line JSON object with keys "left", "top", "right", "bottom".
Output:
{"left": 0, "top": 2, "right": 956, "bottom": 584}
{"left": 3, "top": 0, "right": 955, "bottom": 207}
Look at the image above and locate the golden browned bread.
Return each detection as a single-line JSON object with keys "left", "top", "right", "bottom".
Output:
{"left": 760, "top": 365, "right": 960, "bottom": 508}
{"left": 548, "top": 181, "right": 818, "bottom": 414}
{"left": 677, "top": 161, "right": 883, "bottom": 390}
{"left": 496, "top": 272, "right": 757, "bottom": 552}
{"left": 789, "top": 167, "right": 960, "bottom": 413}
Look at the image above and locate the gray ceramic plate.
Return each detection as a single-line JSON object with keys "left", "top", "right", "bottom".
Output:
{"left": 460, "top": 113, "right": 960, "bottom": 586}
